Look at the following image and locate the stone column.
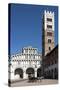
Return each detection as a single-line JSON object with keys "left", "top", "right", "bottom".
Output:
{"left": 23, "top": 71, "right": 27, "bottom": 79}
{"left": 10, "top": 70, "right": 15, "bottom": 80}
{"left": 35, "top": 70, "right": 37, "bottom": 77}
{"left": 10, "top": 65, "right": 15, "bottom": 80}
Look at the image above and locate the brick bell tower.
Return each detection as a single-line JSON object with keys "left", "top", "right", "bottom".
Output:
{"left": 42, "top": 10, "right": 55, "bottom": 56}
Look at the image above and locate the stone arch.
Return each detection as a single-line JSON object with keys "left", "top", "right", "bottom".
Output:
{"left": 37, "top": 67, "right": 42, "bottom": 77}
{"left": 14, "top": 68, "right": 23, "bottom": 78}
{"left": 26, "top": 67, "right": 35, "bottom": 78}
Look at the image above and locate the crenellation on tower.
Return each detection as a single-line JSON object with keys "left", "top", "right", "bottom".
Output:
{"left": 44, "top": 10, "right": 54, "bottom": 15}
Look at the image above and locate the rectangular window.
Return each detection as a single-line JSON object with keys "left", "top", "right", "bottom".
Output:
{"left": 47, "top": 25, "right": 52, "bottom": 29}
{"left": 47, "top": 18, "right": 52, "bottom": 22}
{"left": 47, "top": 32, "right": 52, "bottom": 36}
{"left": 48, "top": 39, "right": 51, "bottom": 43}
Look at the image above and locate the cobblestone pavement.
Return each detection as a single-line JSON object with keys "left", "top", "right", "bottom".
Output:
{"left": 11, "top": 79, "right": 58, "bottom": 87}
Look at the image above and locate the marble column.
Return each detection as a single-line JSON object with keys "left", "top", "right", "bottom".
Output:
{"left": 23, "top": 71, "right": 28, "bottom": 79}
{"left": 35, "top": 70, "right": 37, "bottom": 77}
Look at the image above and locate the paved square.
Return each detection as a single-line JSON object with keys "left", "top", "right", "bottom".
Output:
{"left": 11, "top": 79, "right": 58, "bottom": 87}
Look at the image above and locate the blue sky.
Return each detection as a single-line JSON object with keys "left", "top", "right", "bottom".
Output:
{"left": 9, "top": 4, "right": 58, "bottom": 54}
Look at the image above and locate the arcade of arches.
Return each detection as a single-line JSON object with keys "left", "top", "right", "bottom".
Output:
{"left": 14, "top": 67, "right": 42, "bottom": 79}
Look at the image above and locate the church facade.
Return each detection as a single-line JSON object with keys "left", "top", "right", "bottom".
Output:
{"left": 9, "top": 46, "right": 42, "bottom": 80}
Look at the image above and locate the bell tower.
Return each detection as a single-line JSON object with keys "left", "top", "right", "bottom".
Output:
{"left": 42, "top": 10, "right": 55, "bottom": 56}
